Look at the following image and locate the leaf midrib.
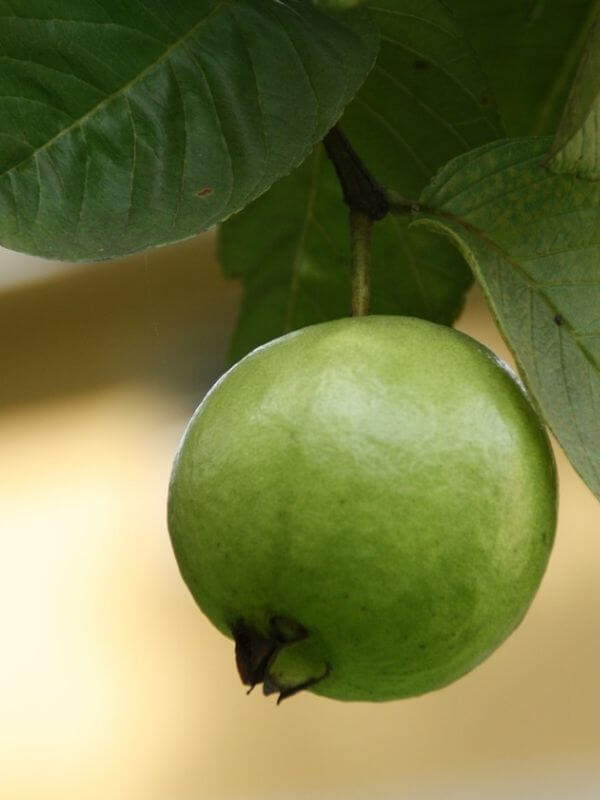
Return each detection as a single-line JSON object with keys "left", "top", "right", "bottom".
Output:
{"left": 0, "top": 0, "right": 225, "bottom": 182}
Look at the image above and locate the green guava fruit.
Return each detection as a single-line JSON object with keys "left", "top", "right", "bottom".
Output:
{"left": 168, "top": 316, "right": 557, "bottom": 703}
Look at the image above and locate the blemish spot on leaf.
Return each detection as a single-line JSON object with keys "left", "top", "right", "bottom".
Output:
{"left": 480, "top": 95, "right": 489, "bottom": 106}
{"left": 413, "top": 59, "right": 431, "bottom": 70}
{"left": 196, "top": 187, "right": 213, "bottom": 197}
{"left": 554, "top": 314, "right": 564, "bottom": 326}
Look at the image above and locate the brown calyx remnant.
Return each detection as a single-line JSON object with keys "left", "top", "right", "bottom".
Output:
{"left": 263, "top": 664, "right": 331, "bottom": 705}
{"left": 232, "top": 617, "right": 329, "bottom": 704}
{"left": 233, "top": 620, "right": 278, "bottom": 689}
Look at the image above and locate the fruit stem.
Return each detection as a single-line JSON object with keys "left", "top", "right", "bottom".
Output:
{"left": 323, "top": 125, "right": 389, "bottom": 317}
{"left": 350, "top": 210, "right": 372, "bottom": 316}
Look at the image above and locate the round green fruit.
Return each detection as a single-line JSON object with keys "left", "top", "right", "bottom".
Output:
{"left": 168, "top": 316, "right": 557, "bottom": 702}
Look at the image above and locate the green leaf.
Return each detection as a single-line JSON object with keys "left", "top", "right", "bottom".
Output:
{"left": 413, "top": 137, "right": 600, "bottom": 500}
{"left": 342, "top": 0, "right": 503, "bottom": 197}
{"left": 220, "top": 146, "right": 473, "bottom": 362}
{"left": 0, "top": 0, "right": 378, "bottom": 261}
{"left": 547, "top": 8, "right": 600, "bottom": 180}
{"left": 451, "top": 0, "right": 599, "bottom": 136}
{"left": 220, "top": 0, "right": 502, "bottom": 359}
{"left": 220, "top": 148, "right": 351, "bottom": 362}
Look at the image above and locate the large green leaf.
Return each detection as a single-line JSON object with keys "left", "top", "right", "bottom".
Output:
{"left": 220, "top": 0, "right": 502, "bottom": 359}
{"left": 413, "top": 137, "right": 600, "bottom": 499}
{"left": 451, "top": 0, "right": 598, "bottom": 136}
{"left": 0, "top": 0, "right": 378, "bottom": 261}
{"left": 547, "top": 8, "right": 600, "bottom": 180}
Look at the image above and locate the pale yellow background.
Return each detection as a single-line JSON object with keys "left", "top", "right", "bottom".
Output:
{"left": 1, "top": 237, "right": 599, "bottom": 800}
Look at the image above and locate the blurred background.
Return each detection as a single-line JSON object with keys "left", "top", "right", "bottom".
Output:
{"left": 1, "top": 236, "right": 599, "bottom": 800}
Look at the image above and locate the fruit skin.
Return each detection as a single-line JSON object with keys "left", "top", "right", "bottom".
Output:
{"left": 168, "top": 316, "right": 557, "bottom": 702}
